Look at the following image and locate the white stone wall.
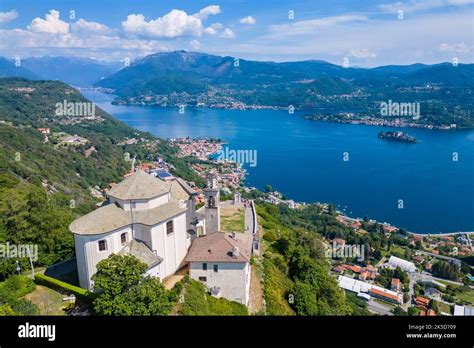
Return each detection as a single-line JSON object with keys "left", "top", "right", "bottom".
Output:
{"left": 74, "top": 226, "right": 132, "bottom": 290}
{"left": 149, "top": 212, "right": 188, "bottom": 278}
{"left": 74, "top": 209, "right": 188, "bottom": 290}
{"left": 146, "top": 263, "right": 162, "bottom": 280}
{"left": 189, "top": 261, "right": 250, "bottom": 306}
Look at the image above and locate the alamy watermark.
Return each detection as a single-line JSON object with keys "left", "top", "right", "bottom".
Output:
{"left": 325, "top": 241, "right": 365, "bottom": 261}
{"left": 380, "top": 99, "right": 420, "bottom": 120}
{"left": 0, "top": 242, "right": 38, "bottom": 261}
{"left": 55, "top": 99, "right": 95, "bottom": 117}
{"left": 215, "top": 147, "right": 258, "bottom": 167}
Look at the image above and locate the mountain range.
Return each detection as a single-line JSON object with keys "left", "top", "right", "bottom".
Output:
{"left": 1, "top": 51, "right": 473, "bottom": 89}
{"left": 0, "top": 56, "right": 121, "bottom": 86}
{"left": 1, "top": 51, "right": 473, "bottom": 127}
{"left": 96, "top": 50, "right": 474, "bottom": 93}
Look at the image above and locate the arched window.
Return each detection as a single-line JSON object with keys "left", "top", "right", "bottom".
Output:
{"left": 98, "top": 240, "right": 107, "bottom": 251}
{"left": 120, "top": 232, "right": 127, "bottom": 245}
{"left": 166, "top": 220, "right": 174, "bottom": 235}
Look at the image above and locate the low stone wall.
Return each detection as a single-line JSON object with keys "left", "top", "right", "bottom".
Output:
{"left": 250, "top": 200, "right": 260, "bottom": 255}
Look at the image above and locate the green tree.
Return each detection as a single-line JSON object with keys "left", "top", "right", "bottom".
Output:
{"left": 403, "top": 293, "right": 410, "bottom": 304}
{"left": 124, "top": 277, "right": 172, "bottom": 315}
{"left": 92, "top": 254, "right": 171, "bottom": 315}
{"left": 291, "top": 280, "right": 318, "bottom": 315}
{"left": 392, "top": 306, "right": 407, "bottom": 316}
{"left": 429, "top": 299, "right": 439, "bottom": 314}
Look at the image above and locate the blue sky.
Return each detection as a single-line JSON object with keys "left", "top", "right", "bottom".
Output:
{"left": 0, "top": 0, "right": 472, "bottom": 66}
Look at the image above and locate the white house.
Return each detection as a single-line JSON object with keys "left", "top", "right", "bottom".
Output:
{"left": 69, "top": 170, "right": 197, "bottom": 290}
{"left": 454, "top": 305, "right": 474, "bottom": 316}
{"left": 185, "top": 232, "right": 251, "bottom": 306}
{"left": 387, "top": 256, "right": 417, "bottom": 273}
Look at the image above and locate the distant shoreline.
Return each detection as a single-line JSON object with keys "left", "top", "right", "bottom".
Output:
{"left": 82, "top": 89, "right": 474, "bottom": 236}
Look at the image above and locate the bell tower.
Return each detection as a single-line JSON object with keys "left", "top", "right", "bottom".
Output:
{"left": 204, "top": 171, "right": 220, "bottom": 234}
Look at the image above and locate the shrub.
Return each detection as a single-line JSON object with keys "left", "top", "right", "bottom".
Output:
{"left": 263, "top": 230, "right": 277, "bottom": 242}
{"left": 0, "top": 304, "right": 15, "bottom": 315}
{"left": 180, "top": 280, "right": 209, "bottom": 315}
{"left": 403, "top": 293, "right": 410, "bottom": 303}
{"left": 34, "top": 273, "right": 96, "bottom": 303}
{"left": 208, "top": 296, "right": 248, "bottom": 315}
{"left": 10, "top": 299, "right": 39, "bottom": 316}
{"left": 179, "top": 279, "right": 248, "bottom": 316}
{"left": 0, "top": 275, "right": 35, "bottom": 302}
{"left": 169, "top": 281, "right": 184, "bottom": 303}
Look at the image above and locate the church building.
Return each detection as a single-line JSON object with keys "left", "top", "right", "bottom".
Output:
{"left": 69, "top": 170, "right": 197, "bottom": 289}
{"left": 69, "top": 169, "right": 251, "bottom": 307}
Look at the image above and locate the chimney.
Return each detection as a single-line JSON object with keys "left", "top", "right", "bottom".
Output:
{"left": 231, "top": 246, "right": 239, "bottom": 258}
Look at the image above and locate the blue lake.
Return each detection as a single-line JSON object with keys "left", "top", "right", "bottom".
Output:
{"left": 85, "top": 91, "right": 474, "bottom": 234}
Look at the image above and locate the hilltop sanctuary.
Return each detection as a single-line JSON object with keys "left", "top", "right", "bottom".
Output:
{"left": 69, "top": 170, "right": 252, "bottom": 306}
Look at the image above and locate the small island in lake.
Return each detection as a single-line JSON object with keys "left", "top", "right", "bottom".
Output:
{"left": 378, "top": 131, "right": 417, "bottom": 143}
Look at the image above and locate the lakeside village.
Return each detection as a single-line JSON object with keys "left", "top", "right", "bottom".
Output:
{"left": 330, "top": 215, "right": 474, "bottom": 316}
{"left": 22, "top": 128, "right": 474, "bottom": 316}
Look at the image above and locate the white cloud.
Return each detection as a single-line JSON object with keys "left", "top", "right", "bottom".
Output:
{"left": 350, "top": 48, "right": 377, "bottom": 58}
{"left": 71, "top": 18, "right": 112, "bottom": 35}
{"left": 220, "top": 28, "right": 235, "bottom": 39}
{"left": 240, "top": 16, "right": 256, "bottom": 25}
{"left": 122, "top": 11, "right": 202, "bottom": 38}
{"left": 379, "top": 0, "right": 474, "bottom": 13}
{"left": 122, "top": 6, "right": 222, "bottom": 39}
{"left": 0, "top": 10, "right": 18, "bottom": 25}
{"left": 194, "top": 5, "right": 221, "bottom": 20}
{"left": 266, "top": 15, "right": 368, "bottom": 39}
{"left": 204, "top": 22, "right": 223, "bottom": 35}
{"left": 232, "top": 10, "right": 473, "bottom": 66}
{"left": 28, "top": 10, "right": 69, "bottom": 34}
{"left": 0, "top": 6, "right": 235, "bottom": 61}
{"left": 439, "top": 42, "right": 471, "bottom": 53}
{"left": 189, "top": 39, "right": 201, "bottom": 50}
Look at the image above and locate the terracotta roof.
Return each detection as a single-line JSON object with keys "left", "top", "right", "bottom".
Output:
{"left": 108, "top": 170, "right": 170, "bottom": 200}
{"left": 416, "top": 297, "right": 430, "bottom": 306}
{"left": 185, "top": 232, "right": 250, "bottom": 263}
{"left": 349, "top": 265, "right": 361, "bottom": 273}
{"left": 370, "top": 287, "right": 400, "bottom": 302}
{"left": 332, "top": 265, "right": 346, "bottom": 272}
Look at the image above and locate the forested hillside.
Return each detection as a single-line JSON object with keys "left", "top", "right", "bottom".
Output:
{"left": 0, "top": 78, "right": 202, "bottom": 279}
{"left": 96, "top": 51, "right": 474, "bottom": 128}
